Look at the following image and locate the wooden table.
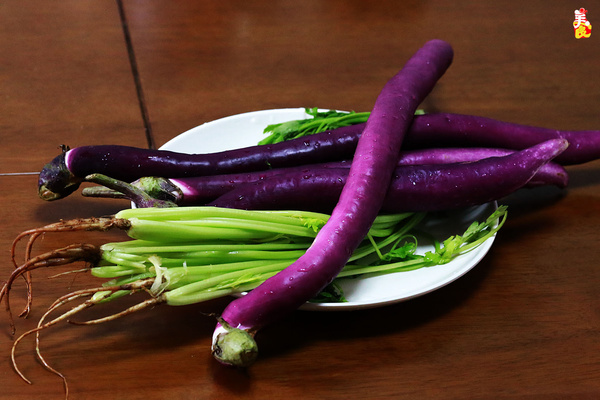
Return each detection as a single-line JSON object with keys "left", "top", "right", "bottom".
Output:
{"left": 1, "top": 1, "right": 599, "bottom": 399}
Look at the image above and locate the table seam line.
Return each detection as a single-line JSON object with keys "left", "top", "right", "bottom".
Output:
{"left": 116, "top": 0, "right": 156, "bottom": 150}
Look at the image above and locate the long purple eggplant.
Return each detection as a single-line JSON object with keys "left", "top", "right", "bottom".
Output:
{"left": 37, "top": 126, "right": 360, "bottom": 201}
{"left": 405, "top": 113, "right": 600, "bottom": 165}
{"left": 37, "top": 113, "right": 597, "bottom": 201}
{"left": 210, "top": 39, "right": 454, "bottom": 367}
{"left": 82, "top": 147, "right": 566, "bottom": 207}
{"left": 209, "top": 139, "right": 569, "bottom": 213}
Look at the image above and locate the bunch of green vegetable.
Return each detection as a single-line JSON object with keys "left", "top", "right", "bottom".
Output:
{"left": 2, "top": 204, "right": 505, "bottom": 383}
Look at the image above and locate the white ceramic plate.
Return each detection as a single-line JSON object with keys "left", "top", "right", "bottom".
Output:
{"left": 160, "top": 108, "right": 498, "bottom": 311}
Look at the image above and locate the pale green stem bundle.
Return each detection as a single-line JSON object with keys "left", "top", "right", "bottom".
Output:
{"left": 89, "top": 206, "right": 506, "bottom": 306}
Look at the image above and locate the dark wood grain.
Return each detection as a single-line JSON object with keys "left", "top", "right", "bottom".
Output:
{"left": 0, "top": 0, "right": 146, "bottom": 174}
{"left": 1, "top": 1, "right": 599, "bottom": 399}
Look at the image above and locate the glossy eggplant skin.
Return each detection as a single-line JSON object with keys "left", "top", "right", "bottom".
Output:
{"left": 37, "top": 125, "right": 361, "bottom": 201}
{"left": 405, "top": 113, "right": 600, "bottom": 165}
{"left": 164, "top": 147, "right": 567, "bottom": 205}
{"left": 209, "top": 140, "right": 569, "bottom": 213}
{"left": 214, "top": 39, "right": 455, "bottom": 341}
{"left": 37, "top": 104, "right": 600, "bottom": 201}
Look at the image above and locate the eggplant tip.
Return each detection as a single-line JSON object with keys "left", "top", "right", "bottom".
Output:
{"left": 38, "top": 184, "right": 63, "bottom": 201}
{"left": 211, "top": 324, "right": 258, "bottom": 368}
